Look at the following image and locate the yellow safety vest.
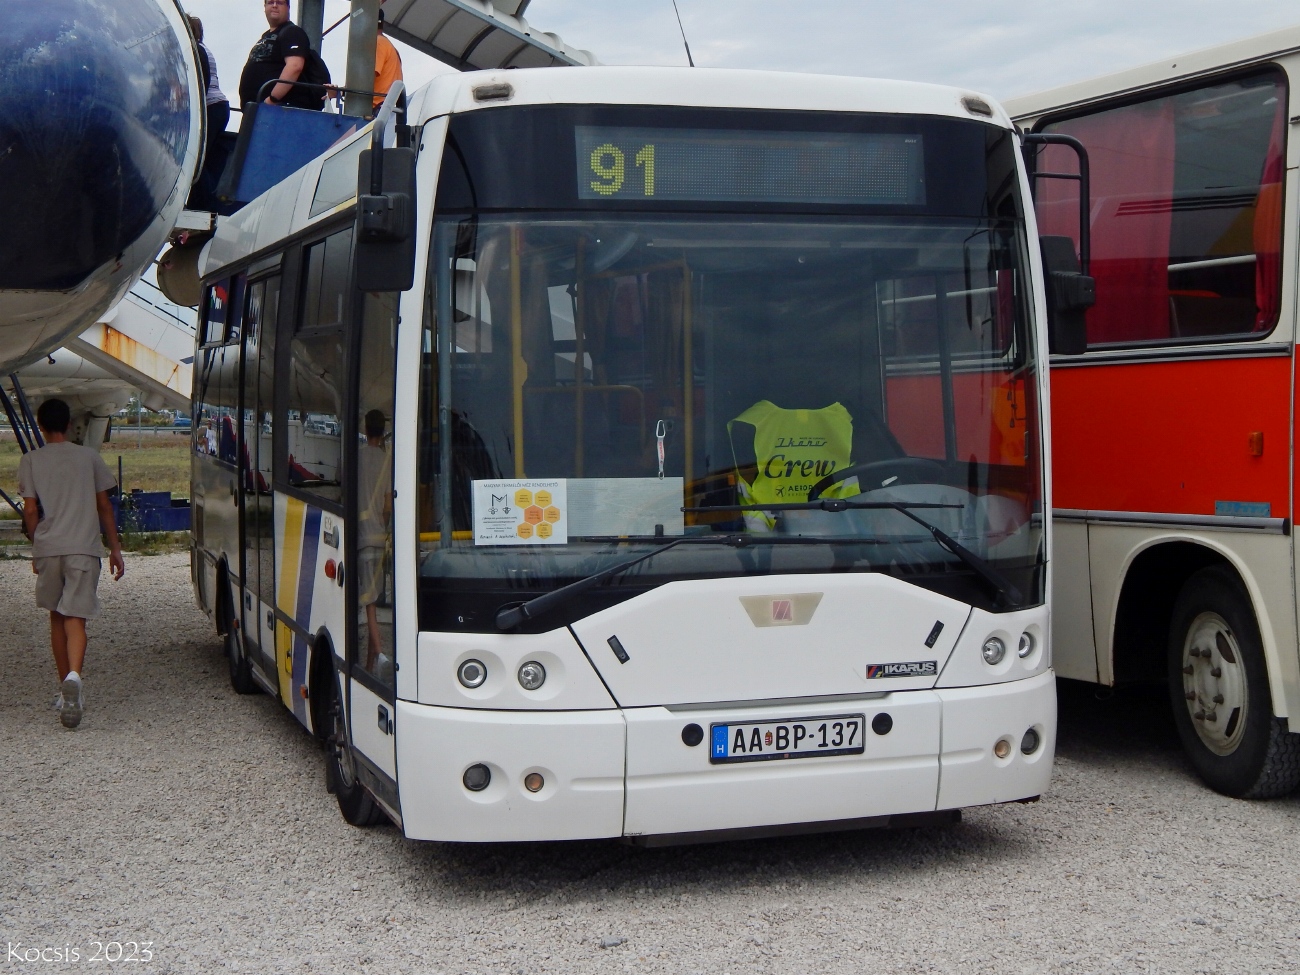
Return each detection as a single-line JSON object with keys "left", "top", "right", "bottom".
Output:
{"left": 728, "top": 400, "right": 856, "bottom": 530}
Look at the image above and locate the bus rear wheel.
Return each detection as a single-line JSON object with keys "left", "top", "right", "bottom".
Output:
{"left": 1167, "top": 567, "right": 1300, "bottom": 798}
{"left": 224, "top": 588, "right": 257, "bottom": 695}
{"left": 326, "top": 670, "right": 386, "bottom": 827}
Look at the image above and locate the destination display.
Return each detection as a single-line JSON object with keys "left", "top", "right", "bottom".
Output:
{"left": 575, "top": 126, "right": 926, "bottom": 206}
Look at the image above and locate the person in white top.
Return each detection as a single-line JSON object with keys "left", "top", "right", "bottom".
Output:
{"left": 187, "top": 16, "right": 231, "bottom": 211}
{"left": 18, "top": 399, "right": 125, "bottom": 729}
{"left": 357, "top": 409, "right": 393, "bottom": 676}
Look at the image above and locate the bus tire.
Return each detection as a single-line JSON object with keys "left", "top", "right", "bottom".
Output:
{"left": 325, "top": 667, "right": 385, "bottom": 827}
{"left": 1167, "top": 566, "right": 1300, "bottom": 799}
{"left": 224, "top": 587, "right": 258, "bottom": 696}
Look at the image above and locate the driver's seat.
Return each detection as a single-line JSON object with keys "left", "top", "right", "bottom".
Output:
{"left": 727, "top": 400, "right": 858, "bottom": 530}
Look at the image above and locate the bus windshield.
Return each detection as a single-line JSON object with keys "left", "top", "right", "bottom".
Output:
{"left": 417, "top": 111, "right": 1043, "bottom": 631}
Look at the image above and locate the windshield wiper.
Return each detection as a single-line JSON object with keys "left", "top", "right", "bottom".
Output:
{"left": 684, "top": 499, "right": 1023, "bottom": 607}
{"left": 494, "top": 532, "right": 874, "bottom": 630}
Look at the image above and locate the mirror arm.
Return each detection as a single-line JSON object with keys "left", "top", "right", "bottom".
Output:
{"left": 368, "top": 81, "right": 404, "bottom": 197}
{"left": 1022, "top": 132, "right": 1091, "bottom": 274}
{"left": 353, "top": 81, "right": 417, "bottom": 292}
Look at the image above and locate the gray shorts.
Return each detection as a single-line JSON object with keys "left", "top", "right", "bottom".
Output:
{"left": 358, "top": 546, "right": 384, "bottom": 606}
{"left": 34, "top": 555, "right": 103, "bottom": 620}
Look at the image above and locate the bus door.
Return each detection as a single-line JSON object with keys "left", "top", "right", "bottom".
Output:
{"left": 279, "top": 229, "right": 351, "bottom": 720}
{"left": 239, "top": 274, "right": 281, "bottom": 680}
{"left": 193, "top": 275, "right": 245, "bottom": 612}
{"left": 344, "top": 290, "right": 400, "bottom": 800}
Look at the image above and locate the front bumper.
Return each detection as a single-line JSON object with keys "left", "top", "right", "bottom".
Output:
{"left": 395, "top": 670, "right": 1055, "bottom": 843}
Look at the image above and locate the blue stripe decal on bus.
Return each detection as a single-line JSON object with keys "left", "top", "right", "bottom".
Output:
{"left": 291, "top": 506, "right": 323, "bottom": 723}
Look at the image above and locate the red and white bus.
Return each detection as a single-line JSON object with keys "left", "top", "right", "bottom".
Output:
{"left": 1008, "top": 26, "right": 1300, "bottom": 798}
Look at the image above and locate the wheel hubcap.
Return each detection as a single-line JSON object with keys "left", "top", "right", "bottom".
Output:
{"left": 330, "top": 693, "right": 358, "bottom": 790}
{"left": 1181, "top": 612, "right": 1248, "bottom": 756}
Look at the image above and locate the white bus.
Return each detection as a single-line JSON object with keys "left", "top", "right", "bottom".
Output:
{"left": 191, "top": 67, "right": 1062, "bottom": 844}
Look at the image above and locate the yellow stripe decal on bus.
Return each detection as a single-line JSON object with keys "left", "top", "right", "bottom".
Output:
{"left": 276, "top": 621, "right": 293, "bottom": 710}
{"left": 278, "top": 496, "right": 306, "bottom": 710}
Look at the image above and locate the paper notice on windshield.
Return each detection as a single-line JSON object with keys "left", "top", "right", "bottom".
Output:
{"left": 472, "top": 480, "right": 568, "bottom": 546}
{"left": 568, "top": 478, "right": 684, "bottom": 537}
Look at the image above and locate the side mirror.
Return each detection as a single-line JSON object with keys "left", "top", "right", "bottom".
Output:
{"left": 1039, "top": 235, "right": 1094, "bottom": 356}
{"left": 355, "top": 147, "right": 417, "bottom": 292}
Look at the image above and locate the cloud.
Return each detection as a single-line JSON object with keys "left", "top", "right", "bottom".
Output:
{"left": 529, "top": 0, "right": 1300, "bottom": 99}
{"left": 186, "top": 0, "right": 1300, "bottom": 122}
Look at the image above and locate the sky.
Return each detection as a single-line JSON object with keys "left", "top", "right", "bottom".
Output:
{"left": 186, "top": 0, "right": 1300, "bottom": 126}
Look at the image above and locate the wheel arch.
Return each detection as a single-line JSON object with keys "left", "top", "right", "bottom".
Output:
{"left": 189, "top": 542, "right": 208, "bottom": 619}
{"left": 1107, "top": 534, "right": 1291, "bottom": 719}
{"left": 213, "top": 556, "right": 234, "bottom": 638}
{"left": 307, "top": 628, "right": 340, "bottom": 741}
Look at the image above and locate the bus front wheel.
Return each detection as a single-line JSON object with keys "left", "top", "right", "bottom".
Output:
{"left": 1167, "top": 567, "right": 1300, "bottom": 798}
{"left": 326, "top": 669, "right": 386, "bottom": 827}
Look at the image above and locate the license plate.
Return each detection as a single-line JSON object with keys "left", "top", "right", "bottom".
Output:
{"left": 709, "top": 714, "right": 865, "bottom": 764}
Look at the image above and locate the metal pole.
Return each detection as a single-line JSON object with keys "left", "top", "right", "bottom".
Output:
{"left": 932, "top": 276, "right": 958, "bottom": 464}
{"left": 0, "top": 385, "right": 32, "bottom": 453}
{"left": 0, "top": 485, "right": 22, "bottom": 518}
{"left": 299, "top": 0, "right": 326, "bottom": 51}
{"left": 435, "top": 223, "right": 455, "bottom": 547}
{"left": 9, "top": 374, "right": 43, "bottom": 447}
{"left": 510, "top": 226, "right": 526, "bottom": 477}
{"left": 344, "top": 0, "right": 380, "bottom": 119}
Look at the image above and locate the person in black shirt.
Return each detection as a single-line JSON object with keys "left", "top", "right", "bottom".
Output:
{"left": 239, "top": 0, "right": 323, "bottom": 110}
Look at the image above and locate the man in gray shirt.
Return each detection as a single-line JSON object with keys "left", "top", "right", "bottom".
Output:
{"left": 18, "top": 398, "right": 125, "bottom": 729}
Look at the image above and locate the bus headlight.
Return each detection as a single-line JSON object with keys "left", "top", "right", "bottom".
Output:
{"left": 981, "top": 637, "right": 1006, "bottom": 665}
{"left": 457, "top": 659, "right": 487, "bottom": 688}
{"left": 1018, "top": 632, "right": 1036, "bottom": 659}
{"left": 517, "top": 660, "right": 546, "bottom": 691}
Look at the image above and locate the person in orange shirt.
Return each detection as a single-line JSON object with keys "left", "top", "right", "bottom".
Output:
{"left": 374, "top": 9, "right": 403, "bottom": 113}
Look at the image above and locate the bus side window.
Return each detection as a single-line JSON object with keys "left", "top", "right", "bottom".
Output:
{"left": 241, "top": 281, "right": 264, "bottom": 491}
{"left": 286, "top": 229, "right": 352, "bottom": 501}
{"left": 1038, "top": 68, "right": 1286, "bottom": 346}
{"left": 195, "top": 276, "right": 244, "bottom": 463}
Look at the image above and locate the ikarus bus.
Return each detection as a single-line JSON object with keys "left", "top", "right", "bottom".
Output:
{"left": 190, "top": 66, "right": 1073, "bottom": 844}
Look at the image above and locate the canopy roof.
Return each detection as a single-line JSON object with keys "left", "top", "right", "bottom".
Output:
{"left": 382, "top": 0, "right": 596, "bottom": 71}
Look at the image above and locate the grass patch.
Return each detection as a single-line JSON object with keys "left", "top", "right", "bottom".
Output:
{"left": 119, "top": 530, "right": 191, "bottom": 556}
{"left": 0, "top": 530, "right": 190, "bottom": 558}
{"left": 102, "top": 437, "right": 193, "bottom": 496}
{"left": 0, "top": 435, "right": 191, "bottom": 518}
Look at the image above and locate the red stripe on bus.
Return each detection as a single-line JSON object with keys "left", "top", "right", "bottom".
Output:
{"left": 1050, "top": 355, "right": 1290, "bottom": 518}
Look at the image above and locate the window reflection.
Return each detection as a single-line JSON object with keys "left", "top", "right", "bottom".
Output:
{"left": 415, "top": 216, "right": 1042, "bottom": 620}
{"left": 286, "top": 230, "right": 352, "bottom": 503}
{"left": 1039, "top": 70, "right": 1285, "bottom": 345}
{"left": 356, "top": 292, "right": 397, "bottom": 686}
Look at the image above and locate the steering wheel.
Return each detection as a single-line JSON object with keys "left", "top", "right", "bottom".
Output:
{"left": 807, "top": 457, "right": 946, "bottom": 501}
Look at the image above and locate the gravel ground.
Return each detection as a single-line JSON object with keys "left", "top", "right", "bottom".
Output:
{"left": 4, "top": 553, "right": 1300, "bottom": 974}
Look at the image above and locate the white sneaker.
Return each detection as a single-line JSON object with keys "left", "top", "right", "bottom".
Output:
{"left": 52, "top": 692, "right": 63, "bottom": 711}
{"left": 60, "top": 674, "right": 83, "bottom": 729}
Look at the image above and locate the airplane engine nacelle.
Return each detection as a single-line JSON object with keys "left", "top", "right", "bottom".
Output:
{"left": 0, "top": 0, "right": 203, "bottom": 372}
